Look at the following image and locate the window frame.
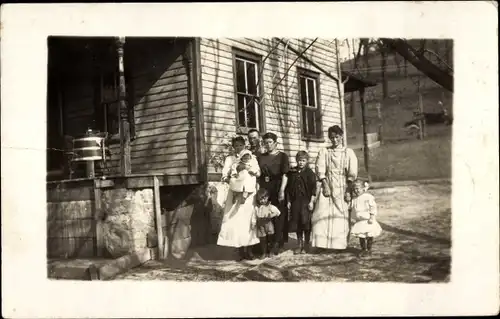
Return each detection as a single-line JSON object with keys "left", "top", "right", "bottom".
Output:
{"left": 231, "top": 47, "right": 266, "bottom": 135}
{"left": 297, "top": 67, "right": 324, "bottom": 142}
{"left": 94, "top": 68, "right": 136, "bottom": 143}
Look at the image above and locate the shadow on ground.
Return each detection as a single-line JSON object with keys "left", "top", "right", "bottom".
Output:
{"left": 113, "top": 184, "right": 452, "bottom": 283}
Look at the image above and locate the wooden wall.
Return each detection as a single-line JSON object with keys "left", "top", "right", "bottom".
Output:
{"left": 199, "top": 38, "right": 342, "bottom": 174}
{"left": 47, "top": 181, "right": 96, "bottom": 258}
{"left": 50, "top": 37, "right": 193, "bottom": 178}
{"left": 127, "top": 38, "right": 193, "bottom": 175}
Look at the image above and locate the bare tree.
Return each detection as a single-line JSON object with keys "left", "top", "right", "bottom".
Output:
{"left": 380, "top": 38, "right": 453, "bottom": 92}
{"left": 379, "top": 42, "right": 389, "bottom": 98}
{"left": 354, "top": 38, "right": 453, "bottom": 92}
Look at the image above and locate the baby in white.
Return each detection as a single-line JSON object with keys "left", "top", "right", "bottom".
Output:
{"left": 350, "top": 179, "right": 383, "bottom": 257}
{"left": 229, "top": 149, "right": 258, "bottom": 202}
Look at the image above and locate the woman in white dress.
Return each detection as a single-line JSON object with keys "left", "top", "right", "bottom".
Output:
{"left": 311, "top": 125, "right": 359, "bottom": 251}
{"left": 217, "top": 136, "right": 260, "bottom": 260}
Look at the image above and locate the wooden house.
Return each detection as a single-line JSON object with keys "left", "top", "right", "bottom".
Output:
{"left": 46, "top": 37, "right": 373, "bottom": 262}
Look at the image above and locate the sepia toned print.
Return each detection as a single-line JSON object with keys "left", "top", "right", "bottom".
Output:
{"left": 46, "top": 37, "right": 452, "bottom": 283}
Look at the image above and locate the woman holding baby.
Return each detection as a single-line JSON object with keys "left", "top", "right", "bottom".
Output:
{"left": 217, "top": 136, "right": 260, "bottom": 261}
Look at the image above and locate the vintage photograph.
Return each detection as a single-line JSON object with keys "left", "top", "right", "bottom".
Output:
{"left": 46, "top": 36, "right": 453, "bottom": 282}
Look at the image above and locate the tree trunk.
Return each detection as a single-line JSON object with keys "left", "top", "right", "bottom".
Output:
{"left": 404, "top": 58, "right": 408, "bottom": 77}
{"left": 364, "top": 47, "right": 370, "bottom": 77}
{"left": 350, "top": 91, "right": 355, "bottom": 118}
{"left": 381, "top": 49, "right": 389, "bottom": 98}
{"left": 394, "top": 52, "right": 401, "bottom": 75}
{"left": 381, "top": 38, "right": 453, "bottom": 92}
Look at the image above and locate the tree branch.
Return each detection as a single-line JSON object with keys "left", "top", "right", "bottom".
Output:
{"left": 381, "top": 38, "right": 453, "bottom": 92}
{"left": 270, "top": 37, "right": 318, "bottom": 95}
{"left": 239, "top": 38, "right": 318, "bottom": 121}
{"left": 422, "top": 48, "right": 454, "bottom": 73}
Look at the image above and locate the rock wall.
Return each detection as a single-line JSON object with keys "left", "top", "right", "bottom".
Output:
{"left": 100, "top": 188, "right": 155, "bottom": 258}
{"left": 47, "top": 179, "right": 229, "bottom": 261}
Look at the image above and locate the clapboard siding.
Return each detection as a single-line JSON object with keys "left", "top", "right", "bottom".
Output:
{"left": 200, "top": 38, "right": 342, "bottom": 172}
{"left": 128, "top": 38, "right": 192, "bottom": 175}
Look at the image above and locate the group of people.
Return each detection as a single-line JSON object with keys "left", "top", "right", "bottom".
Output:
{"left": 216, "top": 125, "right": 382, "bottom": 261}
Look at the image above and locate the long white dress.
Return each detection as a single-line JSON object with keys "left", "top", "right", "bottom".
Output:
{"left": 217, "top": 152, "right": 260, "bottom": 248}
{"left": 311, "top": 146, "right": 358, "bottom": 249}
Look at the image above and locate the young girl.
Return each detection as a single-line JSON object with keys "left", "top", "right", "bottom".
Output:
{"left": 286, "top": 151, "right": 317, "bottom": 254}
{"left": 252, "top": 188, "right": 281, "bottom": 258}
{"left": 350, "top": 179, "right": 383, "bottom": 257}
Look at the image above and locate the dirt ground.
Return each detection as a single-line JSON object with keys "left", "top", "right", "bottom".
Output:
{"left": 112, "top": 182, "right": 451, "bottom": 282}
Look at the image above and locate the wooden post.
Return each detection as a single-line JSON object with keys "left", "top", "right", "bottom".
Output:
{"left": 93, "top": 187, "right": 105, "bottom": 257}
{"left": 183, "top": 39, "right": 198, "bottom": 173}
{"left": 359, "top": 87, "right": 371, "bottom": 183}
{"left": 418, "top": 92, "right": 425, "bottom": 139}
{"left": 86, "top": 161, "right": 95, "bottom": 178}
{"left": 153, "top": 176, "right": 165, "bottom": 260}
{"left": 335, "top": 38, "right": 348, "bottom": 148}
{"left": 376, "top": 102, "right": 383, "bottom": 143}
{"left": 417, "top": 75, "right": 425, "bottom": 140}
{"left": 116, "top": 37, "right": 131, "bottom": 176}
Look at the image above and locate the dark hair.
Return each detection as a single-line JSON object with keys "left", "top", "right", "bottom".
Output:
{"left": 256, "top": 188, "right": 270, "bottom": 202}
{"left": 231, "top": 135, "right": 246, "bottom": 147}
{"left": 353, "top": 178, "right": 369, "bottom": 189}
{"left": 240, "top": 153, "right": 252, "bottom": 160}
{"left": 328, "top": 125, "right": 344, "bottom": 136}
{"left": 262, "top": 132, "right": 278, "bottom": 142}
{"left": 296, "top": 150, "right": 309, "bottom": 161}
{"left": 247, "top": 129, "right": 260, "bottom": 136}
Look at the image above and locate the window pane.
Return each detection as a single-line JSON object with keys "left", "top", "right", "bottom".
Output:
{"left": 300, "top": 77, "right": 307, "bottom": 105}
{"left": 307, "top": 109, "right": 316, "bottom": 136}
{"left": 237, "top": 94, "right": 246, "bottom": 126}
{"left": 246, "top": 62, "right": 257, "bottom": 95}
{"left": 302, "top": 107, "right": 308, "bottom": 134}
{"left": 247, "top": 99, "right": 257, "bottom": 129}
{"left": 236, "top": 59, "right": 246, "bottom": 93}
{"left": 307, "top": 79, "right": 316, "bottom": 107}
{"left": 107, "top": 102, "right": 120, "bottom": 134}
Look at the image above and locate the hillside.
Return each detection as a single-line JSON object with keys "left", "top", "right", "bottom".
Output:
{"left": 341, "top": 41, "right": 453, "bottom": 143}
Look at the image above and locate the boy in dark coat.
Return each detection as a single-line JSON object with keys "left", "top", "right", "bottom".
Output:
{"left": 286, "top": 151, "right": 317, "bottom": 254}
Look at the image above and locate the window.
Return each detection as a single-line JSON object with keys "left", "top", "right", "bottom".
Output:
{"left": 97, "top": 71, "right": 120, "bottom": 135}
{"left": 298, "top": 68, "right": 323, "bottom": 139}
{"left": 94, "top": 70, "right": 136, "bottom": 139}
{"left": 233, "top": 49, "right": 264, "bottom": 133}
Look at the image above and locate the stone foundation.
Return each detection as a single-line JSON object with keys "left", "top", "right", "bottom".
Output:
{"left": 99, "top": 188, "right": 155, "bottom": 258}
{"left": 47, "top": 178, "right": 228, "bottom": 261}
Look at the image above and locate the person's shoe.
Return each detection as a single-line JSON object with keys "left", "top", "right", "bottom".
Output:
{"left": 246, "top": 251, "right": 255, "bottom": 260}
{"left": 272, "top": 244, "right": 280, "bottom": 256}
{"left": 303, "top": 242, "right": 311, "bottom": 254}
{"left": 294, "top": 239, "right": 303, "bottom": 255}
{"left": 237, "top": 247, "right": 246, "bottom": 261}
{"left": 358, "top": 249, "right": 368, "bottom": 258}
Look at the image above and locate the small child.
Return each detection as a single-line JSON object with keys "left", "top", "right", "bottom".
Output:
{"left": 350, "top": 179, "right": 383, "bottom": 257}
{"left": 286, "top": 151, "right": 317, "bottom": 255}
{"left": 228, "top": 149, "right": 258, "bottom": 204}
{"left": 252, "top": 188, "right": 281, "bottom": 258}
